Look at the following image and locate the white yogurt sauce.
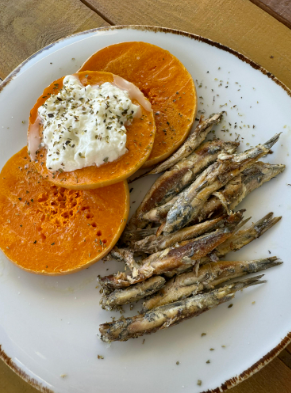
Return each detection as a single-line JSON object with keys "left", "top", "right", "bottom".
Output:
{"left": 36, "top": 75, "right": 142, "bottom": 172}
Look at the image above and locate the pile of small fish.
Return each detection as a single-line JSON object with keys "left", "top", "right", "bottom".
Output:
{"left": 98, "top": 113, "right": 285, "bottom": 342}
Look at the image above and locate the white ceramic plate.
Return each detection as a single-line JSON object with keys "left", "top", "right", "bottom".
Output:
{"left": 1, "top": 26, "right": 291, "bottom": 393}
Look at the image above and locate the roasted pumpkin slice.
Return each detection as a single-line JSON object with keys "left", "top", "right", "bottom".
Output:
{"left": 79, "top": 42, "right": 197, "bottom": 167}
{"left": 0, "top": 147, "right": 129, "bottom": 275}
{"left": 28, "top": 71, "right": 155, "bottom": 189}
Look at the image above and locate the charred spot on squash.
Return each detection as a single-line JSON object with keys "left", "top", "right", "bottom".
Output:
{"left": 79, "top": 42, "right": 197, "bottom": 167}
{"left": 0, "top": 147, "right": 129, "bottom": 275}
{"left": 28, "top": 71, "right": 156, "bottom": 190}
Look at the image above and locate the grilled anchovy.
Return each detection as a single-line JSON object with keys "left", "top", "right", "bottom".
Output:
{"left": 159, "top": 141, "right": 239, "bottom": 204}
{"left": 195, "top": 174, "right": 244, "bottom": 222}
{"left": 165, "top": 212, "right": 280, "bottom": 277}
{"left": 100, "top": 276, "right": 166, "bottom": 311}
{"left": 229, "top": 162, "right": 285, "bottom": 208}
{"left": 99, "top": 229, "right": 229, "bottom": 291}
{"left": 143, "top": 257, "right": 281, "bottom": 310}
{"left": 105, "top": 247, "right": 140, "bottom": 271}
{"left": 148, "top": 113, "right": 223, "bottom": 175}
{"left": 142, "top": 192, "right": 181, "bottom": 224}
{"left": 198, "top": 162, "right": 285, "bottom": 222}
{"left": 163, "top": 134, "right": 280, "bottom": 234}
{"left": 212, "top": 212, "right": 281, "bottom": 259}
{"left": 128, "top": 116, "right": 225, "bottom": 230}
{"left": 130, "top": 140, "right": 238, "bottom": 229}
{"left": 119, "top": 227, "right": 158, "bottom": 247}
{"left": 98, "top": 212, "right": 243, "bottom": 292}
{"left": 133, "top": 215, "right": 227, "bottom": 253}
{"left": 142, "top": 161, "right": 284, "bottom": 225}
{"left": 99, "top": 276, "right": 265, "bottom": 342}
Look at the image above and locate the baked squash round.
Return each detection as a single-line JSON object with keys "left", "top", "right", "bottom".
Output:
{"left": 0, "top": 147, "right": 130, "bottom": 275}
{"left": 79, "top": 42, "right": 197, "bottom": 167}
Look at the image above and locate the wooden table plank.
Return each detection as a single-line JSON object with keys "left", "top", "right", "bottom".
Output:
{"left": 0, "top": 0, "right": 109, "bottom": 79}
{"left": 250, "top": 0, "right": 291, "bottom": 29}
{"left": 84, "top": 0, "right": 291, "bottom": 90}
{"left": 230, "top": 357, "right": 291, "bottom": 393}
{"left": 1, "top": 362, "right": 39, "bottom": 393}
{"left": 278, "top": 348, "right": 291, "bottom": 369}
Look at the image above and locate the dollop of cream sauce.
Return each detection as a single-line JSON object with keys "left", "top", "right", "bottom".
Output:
{"left": 28, "top": 74, "right": 151, "bottom": 172}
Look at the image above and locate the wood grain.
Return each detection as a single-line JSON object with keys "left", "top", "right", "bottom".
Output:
{"left": 250, "top": 0, "right": 291, "bottom": 29}
{"left": 85, "top": 0, "right": 291, "bottom": 90}
{"left": 278, "top": 348, "right": 291, "bottom": 369}
{"left": 230, "top": 357, "right": 291, "bottom": 393}
{"left": 1, "top": 362, "right": 39, "bottom": 393}
{"left": 0, "top": 0, "right": 109, "bottom": 79}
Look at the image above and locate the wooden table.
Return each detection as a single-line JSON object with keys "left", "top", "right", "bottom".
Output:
{"left": 1, "top": 0, "right": 291, "bottom": 392}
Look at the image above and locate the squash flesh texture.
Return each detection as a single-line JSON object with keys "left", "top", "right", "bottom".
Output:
{"left": 79, "top": 42, "right": 197, "bottom": 166}
{"left": 0, "top": 147, "right": 129, "bottom": 274}
{"left": 29, "top": 71, "right": 156, "bottom": 189}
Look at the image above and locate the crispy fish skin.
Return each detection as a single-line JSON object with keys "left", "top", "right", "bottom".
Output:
{"left": 99, "top": 276, "right": 265, "bottom": 342}
{"left": 213, "top": 212, "right": 281, "bottom": 258}
{"left": 131, "top": 140, "right": 239, "bottom": 229}
{"left": 143, "top": 257, "right": 281, "bottom": 310}
{"left": 158, "top": 141, "right": 239, "bottom": 205}
{"left": 164, "top": 134, "right": 280, "bottom": 234}
{"left": 229, "top": 162, "right": 286, "bottom": 209}
{"left": 107, "top": 247, "right": 140, "bottom": 271}
{"left": 165, "top": 212, "right": 280, "bottom": 277}
{"left": 133, "top": 215, "right": 227, "bottom": 253}
{"left": 137, "top": 140, "right": 239, "bottom": 228}
{"left": 100, "top": 276, "right": 166, "bottom": 311}
{"left": 142, "top": 192, "right": 181, "bottom": 224}
{"left": 147, "top": 113, "right": 223, "bottom": 175}
{"left": 197, "top": 212, "right": 280, "bottom": 265}
{"left": 142, "top": 161, "right": 285, "bottom": 225}
{"left": 194, "top": 162, "right": 285, "bottom": 223}
{"left": 99, "top": 228, "right": 229, "bottom": 291}
{"left": 119, "top": 227, "right": 158, "bottom": 247}
{"left": 98, "top": 212, "right": 243, "bottom": 291}
{"left": 194, "top": 174, "right": 244, "bottom": 223}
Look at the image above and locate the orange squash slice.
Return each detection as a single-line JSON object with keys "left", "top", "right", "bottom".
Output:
{"left": 0, "top": 147, "right": 129, "bottom": 275}
{"left": 79, "top": 42, "right": 197, "bottom": 167}
{"left": 28, "top": 71, "right": 156, "bottom": 189}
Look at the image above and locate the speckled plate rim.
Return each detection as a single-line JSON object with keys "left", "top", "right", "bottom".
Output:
{"left": 0, "top": 25, "right": 291, "bottom": 393}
